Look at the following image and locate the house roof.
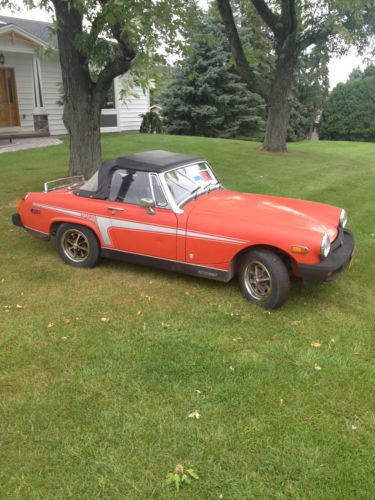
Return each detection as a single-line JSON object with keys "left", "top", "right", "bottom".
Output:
{"left": 0, "top": 15, "right": 57, "bottom": 48}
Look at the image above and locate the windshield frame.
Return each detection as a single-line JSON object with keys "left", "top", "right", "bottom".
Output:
{"left": 160, "top": 161, "right": 221, "bottom": 213}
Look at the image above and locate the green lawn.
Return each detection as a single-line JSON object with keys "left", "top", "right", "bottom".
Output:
{"left": 1, "top": 134, "right": 374, "bottom": 499}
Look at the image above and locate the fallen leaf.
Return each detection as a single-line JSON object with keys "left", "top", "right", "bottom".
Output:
{"left": 100, "top": 317, "right": 109, "bottom": 323}
{"left": 161, "top": 322, "right": 170, "bottom": 328}
{"left": 314, "top": 364, "right": 322, "bottom": 371}
{"left": 195, "top": 389, "right": 202, "bottom": 394}
{"left": 229, "top": 365, "right": 235, "bottom": 371}
{"left": 188, "top": 411, "right": 201, "bottom": 419}
{"left": 47, "top": 322, "right": 55, "bottom": 328}
{"left": 137, "top": 310, "right": 142, "bottom": 316}
{"left": 310, "top": 342, "right": 321, "bottom": 348}
{"left": 63, "top": 318, "right": 71, "bottom": 324}
{"left": 61, "top": 336, "right": 69, "bottom": 341}
{"left": 141, "top": 293, "right": 153, "bottom": 301}
{"left": 351, "top": 425, "right": 357, "bottom": 430}
{"left": 16, "top": 304, "right": 23, "bottom": 309}
{"left": 280, "top": 398, "right": 284, "bottom": 405}
{"left": 1, "top": 278, "right": 4, "bottom": 283}
{"left": 3, "top": 305, "right": 10, "bottom": 309}
{"left": 232, "top": 337, "right": 242, "bottom": 342}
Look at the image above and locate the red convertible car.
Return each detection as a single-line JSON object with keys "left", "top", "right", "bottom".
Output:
{"left": 12, "top": 150, "right": 355, "bottom": 308}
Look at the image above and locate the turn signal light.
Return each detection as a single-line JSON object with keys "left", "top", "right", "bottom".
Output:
{"left": 17, "top": 199, "right": 24, "bottom": 212}
{"left": 291, "top": 245, "right": 309, "bottom": 254}
{"left": 17, "top": 193, "right": 30, "bottom": 212}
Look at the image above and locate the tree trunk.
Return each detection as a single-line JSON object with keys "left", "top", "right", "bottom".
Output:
{"left": 52, "top": 0, "right": 135, "bottom": 177}
{"left": 63, "top": 98, "right": 102, "bottom": 178}
{"left": 262, "top": 55, "right": 295, "bottom": 152}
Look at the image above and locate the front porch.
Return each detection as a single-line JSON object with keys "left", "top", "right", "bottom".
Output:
{"left": 0, "top": 129, "right": 50, "bottom": 143}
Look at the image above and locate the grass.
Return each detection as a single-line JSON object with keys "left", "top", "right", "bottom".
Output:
{"left": 0, "top": 134, "right": 374, "bottom": 499}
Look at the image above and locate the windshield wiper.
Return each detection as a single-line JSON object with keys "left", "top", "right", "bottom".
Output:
{"left": 191, "top": 186, "right": 203, "bottom": 199}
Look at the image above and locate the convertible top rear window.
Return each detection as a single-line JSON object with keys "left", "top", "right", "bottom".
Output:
{"left": 80, "top": 171, "right": 98, "bottom": 192}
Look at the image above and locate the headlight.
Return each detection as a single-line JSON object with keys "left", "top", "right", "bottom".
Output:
{"left": 320, "top": 233, "right": 331, "bottom": 259}
{"left": 339, "top": 209, "right": 347, "bottom": 228}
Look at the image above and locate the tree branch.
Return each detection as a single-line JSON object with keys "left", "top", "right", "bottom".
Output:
{"left": 287, "top": 0, "right": 297, "bottom": 34}
{"left": 216, "top": 0, "right": 270, "bottom": 100}
{"left": 95, "top": 22, "right": 136, "bottom": 102}
{"left": 251, "top": 0, "right": 281, "bottom": 38}
{"left": 298, "top": 26, "right": 331, "bottom": 51}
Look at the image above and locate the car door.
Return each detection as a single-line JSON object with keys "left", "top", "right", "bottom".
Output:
{"left": 105, "top": 169, "right": 178, "bottom": 260}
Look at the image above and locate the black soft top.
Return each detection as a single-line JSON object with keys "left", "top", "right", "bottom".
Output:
{"left": 108, "top": 150, "right": 204, "bottom": 172}
{"left": 76, "top": 150, "right": 205, "bottom": 200}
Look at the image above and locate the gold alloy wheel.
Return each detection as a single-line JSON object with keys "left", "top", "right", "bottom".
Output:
{"left": 244, "top": 260, "right": 272, "bottom": 301}
{"left": 61, "top": 229, "right": 90, "bottom": 263}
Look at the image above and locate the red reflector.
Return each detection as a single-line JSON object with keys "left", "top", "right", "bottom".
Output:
{"left": 31, "top": 207, "right": 41, "bottom": 214}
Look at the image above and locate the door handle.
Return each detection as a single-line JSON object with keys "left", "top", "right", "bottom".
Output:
{"left": 107, "top": 206, "right": 124, "bottom": 212}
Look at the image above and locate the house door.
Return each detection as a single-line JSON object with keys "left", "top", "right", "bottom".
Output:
{"left": 0, "top": 68, "right": 20, "bottom": 127}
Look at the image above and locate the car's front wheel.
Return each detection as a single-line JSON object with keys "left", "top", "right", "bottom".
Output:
{"left": 56, "top": 223, "right": 100, "bottom": 268}
{"left": 238, "top": 249, "right": 290, "bottom": 309}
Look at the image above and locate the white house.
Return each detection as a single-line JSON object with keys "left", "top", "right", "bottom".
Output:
{"left": 0, "top": 15, "right": 149, "bottom": 136}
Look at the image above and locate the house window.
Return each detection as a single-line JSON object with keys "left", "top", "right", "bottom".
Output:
{"left": 103, "top": 81, "right": 115, "bottom": 109}
{"left": 32, "top": 57, "right": 44, "bottom": 108}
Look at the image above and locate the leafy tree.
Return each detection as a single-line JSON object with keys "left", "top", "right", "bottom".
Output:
{"left": 349, "top": 64, "right": 375, "bottom": 80}
{"left": 139, "top": 111, "right": 163, "bottom": 134}
{"left": 161, "top": 16, "right": 266, "bottom": 140}
{"left": 2, "top": 0, "right": 198, "bottom": 177}
{"left": 319, "top": 75, "right": 375, "bottom": 141}
{"left": 288, "top": 46, "right": 329, "bottom": 141}
{"left": 149, "top": 64, "right": 173, "bottom": 106}
{"left": 216, "top": 0, "right": 375, "bottom": 152}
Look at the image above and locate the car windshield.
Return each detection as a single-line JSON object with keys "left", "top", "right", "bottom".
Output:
{"left": 164, "top": 162, "right": 219, "bottom": 206}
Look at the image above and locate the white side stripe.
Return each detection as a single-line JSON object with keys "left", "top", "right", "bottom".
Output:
{"left": 96, "top": 216, "right": 178, "bottom": 246}
{"left": 34, "top": 203, "right": 81, "bottom": 217}
{"left": 34, "top": 203, "right": 248, "bottom": 247}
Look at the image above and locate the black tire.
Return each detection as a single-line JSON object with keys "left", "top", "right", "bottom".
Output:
{"left": 56, "top": 223, "right": 100, "bottom": 268}
{"left": 238, "top": 249, "right": 290, "bottom": 309}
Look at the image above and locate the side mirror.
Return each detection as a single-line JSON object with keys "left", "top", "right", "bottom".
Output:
{"left": 139, "top": 197, "right": 155, "bottom": 215}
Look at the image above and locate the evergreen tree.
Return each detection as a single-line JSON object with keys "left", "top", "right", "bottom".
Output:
{"left": 161, "top": 16, "right": 265, "bottom": 140}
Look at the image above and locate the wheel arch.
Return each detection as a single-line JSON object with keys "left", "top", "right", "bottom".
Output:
{"left": 49, "top": 219, "right": 101, "bottom": 245}
{"left": 231, "top": 244, "right": 298, "bottom": 276}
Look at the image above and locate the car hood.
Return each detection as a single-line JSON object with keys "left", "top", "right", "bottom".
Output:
{"left": 190, "top": 189, "right": 341, "bottom": 241}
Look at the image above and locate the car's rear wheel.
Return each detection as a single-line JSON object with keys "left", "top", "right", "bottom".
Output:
{"left": 238, "top": 249, "right": 290, "bottom": 309}
{"left": 56, "top": 223, "right": 99, "bottom": 268}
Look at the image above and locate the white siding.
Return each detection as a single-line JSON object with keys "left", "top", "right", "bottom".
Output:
{"left": 39, "top": 55, "right": 67, "bottom": 135}
{"left": 1, "top": 47, "right": 149, "bottom": 135}
{"left": 2, "top": 51, "right": 34, "bottom": 131}
{"left": 115, "top": 76, "right": 149, "bottom": 131}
